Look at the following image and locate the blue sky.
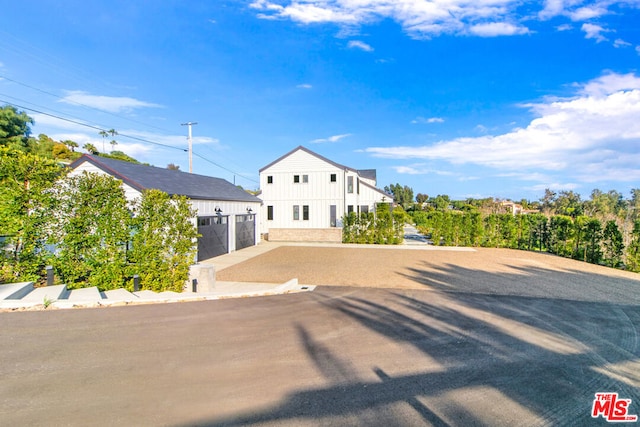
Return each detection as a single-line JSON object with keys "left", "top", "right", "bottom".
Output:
{"left": 1, "top": 0, "right": 640, "bottom": 201}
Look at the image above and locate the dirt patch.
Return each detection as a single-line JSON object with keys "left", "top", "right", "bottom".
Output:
{"left": 217, "top": 246, "right": 640, "bottom": 304}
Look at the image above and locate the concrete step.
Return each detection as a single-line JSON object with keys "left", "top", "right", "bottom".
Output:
{"left": 103, "top": 288, "right": 139, "bottom": 302}
{"left": 0, "top": 282, "right": 34, "bottom": 300}
{"left": 20, "top": 285, "right": 69, "bottom": 303}
{"left": 133, "top": 290, "right": 165, "bottom": 300}
{"left": 65, "top": 287, "right": 102, "bottom": 302}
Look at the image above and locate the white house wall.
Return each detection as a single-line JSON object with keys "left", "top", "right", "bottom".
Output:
{"left": 260, "top": 148, "right": 391, "bottom": 232}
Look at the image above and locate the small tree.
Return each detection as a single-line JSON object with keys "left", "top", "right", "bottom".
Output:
{"left": 48, "top": 172, "right": 131, "bottom": 289}
{"left": 625, "top": 220, "right": 640, "bottom": 272}
{"left": 128, "top": 190, "right": 198, "bottom": 292}
{"left": 602, "top": 220, "right": 624, "bottom": 268}
{"left": 0, "top": 147, "right": 63, "bottom": 282}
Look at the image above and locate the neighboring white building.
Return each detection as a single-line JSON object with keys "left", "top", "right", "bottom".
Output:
{"left": 69, "top": 154, "right": 262, "bottom": 261}
{"left": 259, "top": 146, "right": 393, "bottom": 242}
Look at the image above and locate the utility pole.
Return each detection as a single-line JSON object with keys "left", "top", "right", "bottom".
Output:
{"left": 181, "top": 121, "right": 198, "bottom": 173}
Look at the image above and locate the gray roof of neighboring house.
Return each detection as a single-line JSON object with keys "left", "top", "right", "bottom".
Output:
{"left": 69, "top": 155, "right": 261, "bottom": 203}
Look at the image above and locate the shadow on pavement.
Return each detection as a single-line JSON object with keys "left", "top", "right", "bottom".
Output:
{"left": 182, "top": 263, "right": 640, "bottom": 426}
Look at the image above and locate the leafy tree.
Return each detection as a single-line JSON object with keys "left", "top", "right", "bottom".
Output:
{"left": 384, "top": 183, "right": 414, "bottom": 209}
{"left": 626, "top": 220, "right": 640, "bottom": 272}
{"left": 167, "top": 163, "right": 180, "bottom": 170}
{"left": 83, "top": 143, "right": 99, "bottom": 155}
{"left": 431, "top": 194, "right": 451, "bottom": 211}
{"left": 52, "top": 143, "right": 72, "bottom": 160}
{"left": 548, "top": 215, "right": 573, "bottom": 257}
{"left": 415, "top": 193, "right": 428, "bottom": 204}
{"left": 47, "top": 172, "right": 132, "bottom": 289}
{"left": 0, "top": 105, "right": 33, "bottom": 149}
{"left": 602, "top": 220, "right": 624, "bottom": 268}
{"left": 128, "top": 190, "right": 199, "bottom": 292}
{"left": 99, "top": 150, "right": 140, "bottom": 163}
{"left": 0, "top": 147, "right": 64, "bottom": 281}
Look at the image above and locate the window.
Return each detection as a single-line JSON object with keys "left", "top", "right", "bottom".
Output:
{"left": 267, "top": 175, "right": 273, "bottom": 184}
{"left": 357, "top": 178, "right": 360, "bottom": 194}
{"left": 347, "top": 176, "right": 353, "bottom": 193}
{"left": 199, "top": 218, "right": 210, "bottom": 226}
{"left": 330, "top": 173, "right": 337, "bottom": 183}
{"left": 303, "top": 205, "right": 309, "bottom": 221}
{"left": 347, "top": 205, "right": 354, "bottom": 214}
{"left": 302, "top": 174, "right": 308, "bottom": 183}
{"left": 361, "top": 205, "right": 369, "bottom": 214}
{"left": 293, "top": 205, "right": 299, "bottom": 220}
{"left": 267, "top": 206, "right": 274, "bottom": 221}
{"left": 294, "top": 175, "right": 300, "bottom": 183}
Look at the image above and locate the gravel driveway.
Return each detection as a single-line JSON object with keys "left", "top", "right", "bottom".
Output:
{"left": 217, "top": 245, "right": 640, "bottom": 305}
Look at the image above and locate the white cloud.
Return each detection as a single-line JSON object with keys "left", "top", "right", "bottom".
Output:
{"left": 412, "top": 116, "right": 444, "bottom": 124}
{"left": 394, "top": 164, "right": 454, "bottom": 176}
{"left": 614, "top": 38, "right": 631, "bottom": 48}
{"left": 311, "top": 133, "right": 352, "bottom": 143}
{"left": 347, "top": 40, "right": 373, "bottom": 51}
{"left": 636, "top": 45, "right": 640, "bottom": 55}
{"left": 468, "top": 22, "right": 529, "bottom": 37}
{"left": 581, "top": 23, "right": 609, "bottom": 42}
{"left": 59, "top": 91, "right": 162, "bottom": 113}
{"left": 365, "top": 72, "right": 640, "bottom": 186}
{"left": 297, "top": 83, "right": 313, "bottom": 89}
{"left": 556, "top": 23, "right": 573, "bottom": 31}
{"left": 250, "top": 1, "right": 639, "bottom": 39}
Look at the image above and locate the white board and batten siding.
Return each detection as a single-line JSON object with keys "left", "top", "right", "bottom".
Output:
{"left": 259, "top": 147, "right": 392, "bottom": 234}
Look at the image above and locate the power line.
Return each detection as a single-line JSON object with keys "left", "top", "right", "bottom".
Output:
{"left": 0, "top": 99, "right": 186, "bottom": 152}
{"left": 0, "top": 74, "right": 176, "bottom": 135}
{"left": 0, "top": 99, "right": 258, "bottom": 184}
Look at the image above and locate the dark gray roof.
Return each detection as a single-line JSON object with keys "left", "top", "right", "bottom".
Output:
{"left": 357, "top": 169, "right": 376, "bottom": 182}
{"left": 69, "top": 155, "right": 261, "bottom": 203}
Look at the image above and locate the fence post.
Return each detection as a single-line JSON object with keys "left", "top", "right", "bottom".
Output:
{"left": 46, "top": 266, "right": 54, "bottom": 286}
{"left": 133, "top": 274, "right": 140, "bottom": 292}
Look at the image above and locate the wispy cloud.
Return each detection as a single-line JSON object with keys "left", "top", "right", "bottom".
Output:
{"left": 249, "top": 0, "right": 639, "bottom": 39}
{"left": 614, "top": 38, "right": 631, "bottom": 48}
{"left": 347, "top": 40, "right": 373, "bottom": 51}
{"left": 412, "top": 116, "right": 444, "bottom": 124}
{"left": 59, "top": 91, "right": 162, "bottom": 113}
{"left": 581, "top": 23, "right": 609, "bottom": 42}
{"left": 311, "top": 133, "right": 352, "bottom": 144}
{"left": 365, "top": 72, "right": 640, "bottom": 186}
{"left": 297, "top": 83, "right": 313, "bottom": 89}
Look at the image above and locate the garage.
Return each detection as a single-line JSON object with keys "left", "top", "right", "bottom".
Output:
{"left": 197, "top": 216, "right": 229, "bottom": 261}
{"left": 235, "top": 214, "right": 256, "bottom": 251}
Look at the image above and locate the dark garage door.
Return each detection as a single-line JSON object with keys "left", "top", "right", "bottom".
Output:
{"left": 197, "top": 216, "right": 228, "bottom": 261}
{"left": 235, "top": 214, "right": 255, "bottom": 251}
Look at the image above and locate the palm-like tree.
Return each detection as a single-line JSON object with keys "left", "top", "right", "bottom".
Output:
{"left": 83, "top": 143, "right": 98, "bottom": 155}
{"left": 98, "top": 130, "right": 108, "bottom": 153}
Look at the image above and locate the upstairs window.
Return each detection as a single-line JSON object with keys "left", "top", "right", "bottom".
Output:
{"left": 302, "top": 174, "right": 308, "bottom": 183}
{"left": 330, "top": 173, "right": 337, "bottom": 183}
{"left": 347, "top": 176, "right": 354, "bottom": 193}
{"left": 294, "top": 175, "right": 300, "bottom": 183}
{"left": 267, "top": 175, "right": 273, "bottom": 184}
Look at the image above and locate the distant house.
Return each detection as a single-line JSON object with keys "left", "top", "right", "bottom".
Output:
{"left": 69, "top": 155, "right": 262, "bottom": 261}
{"left": 259, "top": 146, "right": 393, "bottom": 242}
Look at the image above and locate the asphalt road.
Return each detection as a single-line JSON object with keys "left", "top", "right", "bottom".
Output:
{"left": 1, "top": 247, "right": 639, "bottom": 426}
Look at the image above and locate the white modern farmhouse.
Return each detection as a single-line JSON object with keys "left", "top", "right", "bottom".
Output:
{"left": 259, "top": 146, "right": 393, "bottom": 242}
{"left": 69, "top": 154, "right": 262, "bottom": 261}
